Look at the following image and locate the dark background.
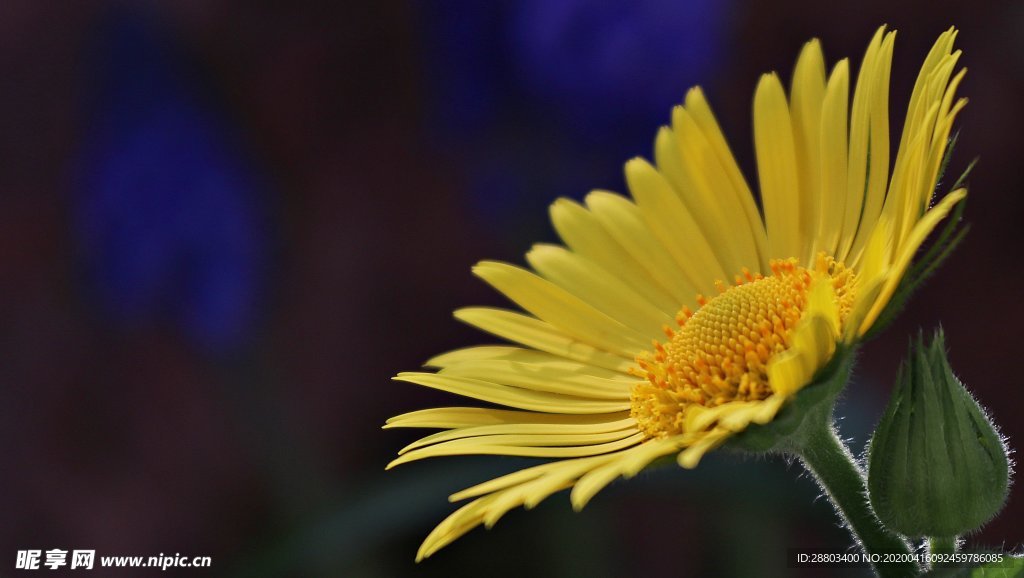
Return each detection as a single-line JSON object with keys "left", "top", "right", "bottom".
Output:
{"left": 2, "top": 1, "right": 1022, "bottom": 577}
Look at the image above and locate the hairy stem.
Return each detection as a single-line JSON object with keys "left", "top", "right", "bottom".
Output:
{"left": 929, "top": 536, "right": 957, "bottom": 555}
{"left": 928, "top": 536, "right": 958, "bottom": 570}
{"left": 795, "top": 422, "right": 918, "bottom": 578}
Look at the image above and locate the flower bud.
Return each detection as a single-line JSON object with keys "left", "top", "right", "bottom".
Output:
{"left": 867, "top": 330, "right": 1010, "bottom": 538}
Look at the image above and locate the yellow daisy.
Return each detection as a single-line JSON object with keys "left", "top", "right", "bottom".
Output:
{"left": 386, "top": 25, "right": 968, "bottom": 561}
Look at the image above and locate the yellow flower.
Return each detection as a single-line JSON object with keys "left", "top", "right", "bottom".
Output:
{"left": 386, "top": 26, "right": 968, "bottom": 561}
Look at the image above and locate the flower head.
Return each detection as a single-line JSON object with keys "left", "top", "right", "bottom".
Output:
{"left": 387, "top": 26, "right": 968, "bottom": 561}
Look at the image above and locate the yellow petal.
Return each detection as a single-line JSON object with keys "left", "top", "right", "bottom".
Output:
{"left": 659, "top": 111, "right": 761, "bottom": 274}
{"left": 417, "top": 494, "right": 502, "bottom": 561}
{"left": 838, "top": 26, "right": 885, "bottom": 261}
{"left": 766, "top": 279, "right": 840, "bottom": 397}
{"left": 397, "top": 417, "right": 637, "bottom": 455}
{"left": 426, "top": 345, "right": 630, "bottom": 378}
{"left": 526, "top": 243, "right": 673, "bottom": 339}
{"left": 474, "top": 261, "right": 650, "bottom": 356}
{"left": 624, "top": 158, "right": 728, "bottom": 292}
{"left": 817, "top": 59, "right": 850, "bottom": 258}
{"left": 384, "top": 407, "right": 631, "bottom": 430}
{"left": 684, "top": 87, "right": 769, "bottom": 270}
{"left": 571, "top": 435, "right": 687, "bottom": 509}
{"left": 847, "top": 30, "right": 895, "bottom": 259}
{"left": 754, "top": 73, "right": 801, "bottom": 260}
{"left": 438, "top": 359, "right": 632, "bottom": 400}
{"left": 790, "top": 39, "right": 827, "bottom": 264}
{"left": 585, "top": 191, "right": 699, "bottom": 306}
{"left": 453, "top": 308, "right": 635, "bottom": 373}
{"left": 860, "top": 189, "right": 966, "bottom": 330}
{"left": 549, "top": 198, "right": 681, "bottom": 314}
{"left": 387, "top": 431, "right": 644, "bottom": 469}
{"left": 677, "top": 428, "right": 731, "bottom": 469}
{"left": 392, "top": 372, "right": 630, "bottom": 416}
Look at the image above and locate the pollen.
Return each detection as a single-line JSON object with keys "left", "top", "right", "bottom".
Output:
{"left": 631, "top": 256, "right": 856, "bottom": 439}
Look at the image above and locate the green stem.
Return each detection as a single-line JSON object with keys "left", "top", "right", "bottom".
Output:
{"left": 795, "top": 422, "right": 918, "bottom": 578}
{"left": 928, "top": 536, "right": 957, "bottom": 570}
{"left": 928, "top": 536, "right": 957, "bottom": 555}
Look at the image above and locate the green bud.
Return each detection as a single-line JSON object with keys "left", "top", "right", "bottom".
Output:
{"left": 867, "top": 329, "right": 1010, "bottom": 538}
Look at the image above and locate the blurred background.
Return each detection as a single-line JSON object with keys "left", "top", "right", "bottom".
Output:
{"left": 1, "top": 1, "right": 1022, "bottom": 576}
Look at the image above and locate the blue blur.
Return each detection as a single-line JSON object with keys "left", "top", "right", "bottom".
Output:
{"left": 73, "top": 10, "right": 266, "bottom": 354}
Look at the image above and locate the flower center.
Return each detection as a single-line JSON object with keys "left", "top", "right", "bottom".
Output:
{"left": 630, "top": 257, "right": 855, "bottom": 439}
